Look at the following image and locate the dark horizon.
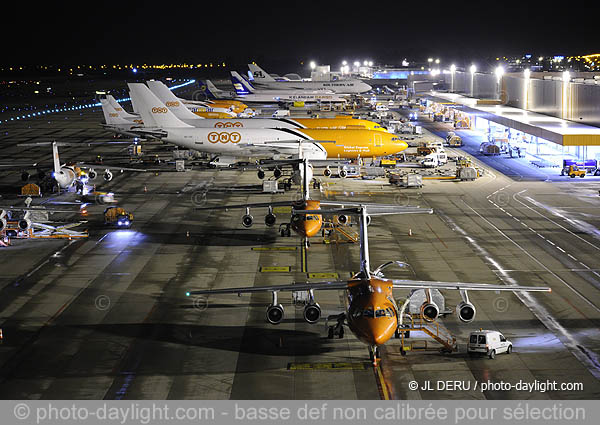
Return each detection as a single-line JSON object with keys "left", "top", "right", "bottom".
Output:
{"left": 3, "top": 1, "right": 597, "bottom": 71}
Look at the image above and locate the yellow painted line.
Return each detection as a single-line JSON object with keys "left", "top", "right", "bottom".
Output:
{"left": 307, "top": 272, "right": 339, "bottom": 279}
{"left": 301, "top": 244, "right": 308, "bottom": 273}
{"left": 375, "top": 363, "right": 391, "bottom": 400}
{"left": 252, "top": 247, "right": 297, "bottom": 251}
{"left": 288, "top": 362, "right": 367, "bottom": 370}
{"left": 259, "top": 266, "right": 291, "bottom": 272}
{"left": 273, "top": 206, "right": 292, "bottom": 214}
{"left": 422, "top": 176, "right": 457, "bottom": 180}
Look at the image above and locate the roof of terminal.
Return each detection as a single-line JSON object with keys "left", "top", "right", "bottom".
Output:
{"left": 428, "top": 92, "right": 600, "bottom": 146}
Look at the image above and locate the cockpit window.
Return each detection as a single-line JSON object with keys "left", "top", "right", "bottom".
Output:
{"left": 376, "top": 308, "right": 394, "bottom": 318}
{"left": 391, "top": 137, "right": 400, "bottom": 141}
{"left": 362, "top": 309, "right": 374, "bottom": 318}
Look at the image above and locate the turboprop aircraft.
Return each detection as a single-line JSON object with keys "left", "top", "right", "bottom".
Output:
{"left": 186, "top": 205, "right": 551, "bottom": 364}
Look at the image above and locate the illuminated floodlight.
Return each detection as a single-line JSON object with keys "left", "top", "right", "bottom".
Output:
{"left": 450, "top": 64, "right": 456, "bottom": 73}
{"left": 427, "top": 58, "right": 433, "bottom": 63}
{"left": 310, "top": 61, "right": 316, "bottom": 70}
{"left": 562, "top": 70, "right": 570, "bottom": 82}
{"left": 435, "top": 58, "right": 440, "bottom": 64}
{"left": 524, "top": 68, "right": 531, "bottom": 79}
{"left": 470, "top": 64, "right": 477, "bottom": 74}
{"left": 495, "top": 65, "right": 504, "bottom": 79}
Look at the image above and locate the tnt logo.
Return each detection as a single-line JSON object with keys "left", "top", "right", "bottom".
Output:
{"left": 165, "top": 101, "right": 180, "bottom": 107}
{"left": 208, "top": 132, "right": 241, "bottom": 144}
{"left": 152, "top": 107, "right": 168, "bottom": 114}
{"left": 215, "top": 122, "right": 243, "bottom": 128}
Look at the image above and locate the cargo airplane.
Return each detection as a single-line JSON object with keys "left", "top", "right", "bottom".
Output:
{"left": 186, "top": 205, "right": 551, "bottom": 363}
{"left": 141, "top": 80, "right": 385, "bottom": 132}
{"left": 196, "top": 158, "right": 427, "bottom": 248}
{"left": 249, "top": 63, "right": 372, "bottom": 94}
{"left": 230, "top": 71, "right": 347, "bottom": 104}
{"left": 128, "top": 83, "right": 408, "bottom": 164}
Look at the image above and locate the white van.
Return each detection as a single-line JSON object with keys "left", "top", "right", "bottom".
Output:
{"left": 272, "top": 109, "right": 290, "bottom": 118}
{"left": 467, "top": 330, "right": 512, "bottom": 359}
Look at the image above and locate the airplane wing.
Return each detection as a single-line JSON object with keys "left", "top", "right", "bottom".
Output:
{"left": 390, "top": 279, "right": 551, "bottom": 293}
{"left": 294, "top": 206, "right": 433, "bottom": 216}
{"left": 186, "top": 280, "right": 349, "bottom": 296}
{"left": 76, "top": 163, "right": 149, "bottom": 172}
{"left": 196, "top": 200, "right": 295, "bottom": 211}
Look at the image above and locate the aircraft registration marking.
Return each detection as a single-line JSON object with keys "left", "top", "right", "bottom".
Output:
{"left": 259, "top": 266, "right": 291, "bottom": 272}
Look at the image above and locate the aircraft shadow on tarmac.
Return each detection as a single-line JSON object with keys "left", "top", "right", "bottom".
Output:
{"left": 70, "top": 322, "right": 334, "bottom": 358}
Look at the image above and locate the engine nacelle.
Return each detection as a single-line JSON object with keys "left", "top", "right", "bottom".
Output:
{"left": 103, "top": 170, "right": 113, "bottom": 182}
{"left": 257, "top": 169, "right": 265, "bottom": 180}
{"left": 242, "top": 214, "right": 254, "bottom": 228}
{"left": 339, "top": 168, "right": 348, "bottom": 178}
{"left": 273, "top": 167, "right": 282, "bottom": 179}
{"left": 456, "top": 301, "right": 476, "bottom": 323}
{"left": 366, "top": 215, "right": 372, "bottom": 226}
{"left": 303, "top": 303, "right": 321, "bottom": 324}
{"left": 21, "top": 171, "right": 30, "bottom": 182}
{"left": 265, "top": 212, "right": 276, "bottom": 227}
{"left": 420, "top": 301, "right": 439, "bottom": 322}
{"left": 337, "top": 214, "right": 349, "bottom": 225}
{"left": 88, "top": 169, "right": 97, "bottom": 180}
{"left": 266, "top": 304, "right": 284, "bottom": 324}
{"left": 323, "top": 167, "right": 332, "bottom": 177}
{"left": 18, "top": 218, "right": 32, "bottom": 231}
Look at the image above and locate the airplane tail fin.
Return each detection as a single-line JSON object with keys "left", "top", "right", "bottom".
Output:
{"left": 52, "top": 141, "right": 61, "bottom": 175}
{"left": 107, "top": 95, "right": 138, "bottom": 119}
{"left": 100, "top": 99, "right": 137, "bottom": 125}
{"left": 146, "top": 80, "right": 200, "bottom": 120}
{"left": 128, "top": 83, "right": 192, "bottom": 129}
{"left": 230, "top": 71, "right": 254, "bottom": 95}
{"left": 248, "top": 63, "right": 277, "bottom": 83}
{"left": 199, "top": 80, "right": 226, "bottom": 100}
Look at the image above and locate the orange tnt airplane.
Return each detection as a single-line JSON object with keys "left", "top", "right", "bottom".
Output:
{"left": 186, "top": 206, "right": 552, "bottom": 363}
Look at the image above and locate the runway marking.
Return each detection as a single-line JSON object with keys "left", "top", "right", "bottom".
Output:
{"left": 307, "top": 272, "right": 339, "bottom": 279}
{"left": 287, "top": 362, "right": 367, "bottom": 370}
{"left": 259, "top": 266, "right": 291, "bottom": 272}
{"left": 425, "top": 222, "right": 448, "bottom": 249}
{"left": 251, "top": 246, "right": 297, "bottom": 251}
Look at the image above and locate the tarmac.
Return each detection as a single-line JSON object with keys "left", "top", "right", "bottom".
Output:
{"left": 0, "top": 81, "right": 599, "bottom": 399}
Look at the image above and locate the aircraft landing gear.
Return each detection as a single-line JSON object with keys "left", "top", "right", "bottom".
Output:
{"left": 326, "top": 313, "right": 345, "bottom": 339}
{"left": 279, "top": 223, "right": 291, "bottom": 237}
{"left": 369, "top": 346, "right": 381, "bottom": 365}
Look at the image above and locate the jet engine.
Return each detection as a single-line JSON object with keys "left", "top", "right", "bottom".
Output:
{"left": 103, "top": 169, "right": 113, "bottom": 182}
{"left": 323, "top": 167, "right": 332, "bottom": 177}
{"left": 264, "top": 208, "right": 276, "bottom": 227}
{"left": 18, "top": 218, "right": 32, "bottom": 231}
{"left": 257, "top": 169, "right": 265, "bottom": 180}
{"left": 21, "top": 171, "right": 30, "bottom": 182}
{"left": 456, "top": 301, "right": 476, "bottom": 323}
{"left": 339, "top": 168, "right": 348, "bottom": 178}
{"left": 242, "top": 214, "right": 253, "bottom": 228}
{"left": 420, "top": 301, "right": 439, "bottom": 322}
{"left": 303, "top": 303, "right": 321, "bottom": 324}
{"left": 88, "top": 169, "right": 97, "bottom": 180}
{"left": 273, "top": 167, "right": 282, "bottom": 179}
{"left": 337, "top": 214, "right": 349, "bottom": 225}
{"left": 266, "top": 304, "right": 284, "bottom": 324}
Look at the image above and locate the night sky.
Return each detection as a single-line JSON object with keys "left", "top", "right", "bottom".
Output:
{"left": 3, "top": 1, "right": 598, "bottom": 71}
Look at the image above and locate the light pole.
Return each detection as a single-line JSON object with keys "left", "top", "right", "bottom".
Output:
{"left": 523, "top": 68, "right": 530, "bottom": 110}
{"left": 450, "top": 64, "right": 456, "bottom": 92}
{"left": 470, "top": 64, "right": 477, "bottom": 97}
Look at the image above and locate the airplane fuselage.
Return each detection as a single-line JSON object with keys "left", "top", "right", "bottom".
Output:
{"left": 345, "top": 278, "right": 398, "bottom": 346}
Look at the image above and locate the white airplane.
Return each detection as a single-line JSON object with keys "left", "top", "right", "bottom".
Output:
{"left": 1, "top": 197, "right": 79, "bottom": 234}
{"left": 249, "top": 63, "right": 372, "bottom": 94}
{"left": 229, "top": 71, "right": 347, "bottom": 103}
{"left": 127, "top": 83, "right": 408, "bottom": 165}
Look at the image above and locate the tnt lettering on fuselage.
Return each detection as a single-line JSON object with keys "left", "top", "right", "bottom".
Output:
{"left": 207, "top": 132, "right": 241, "bottom": 143}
